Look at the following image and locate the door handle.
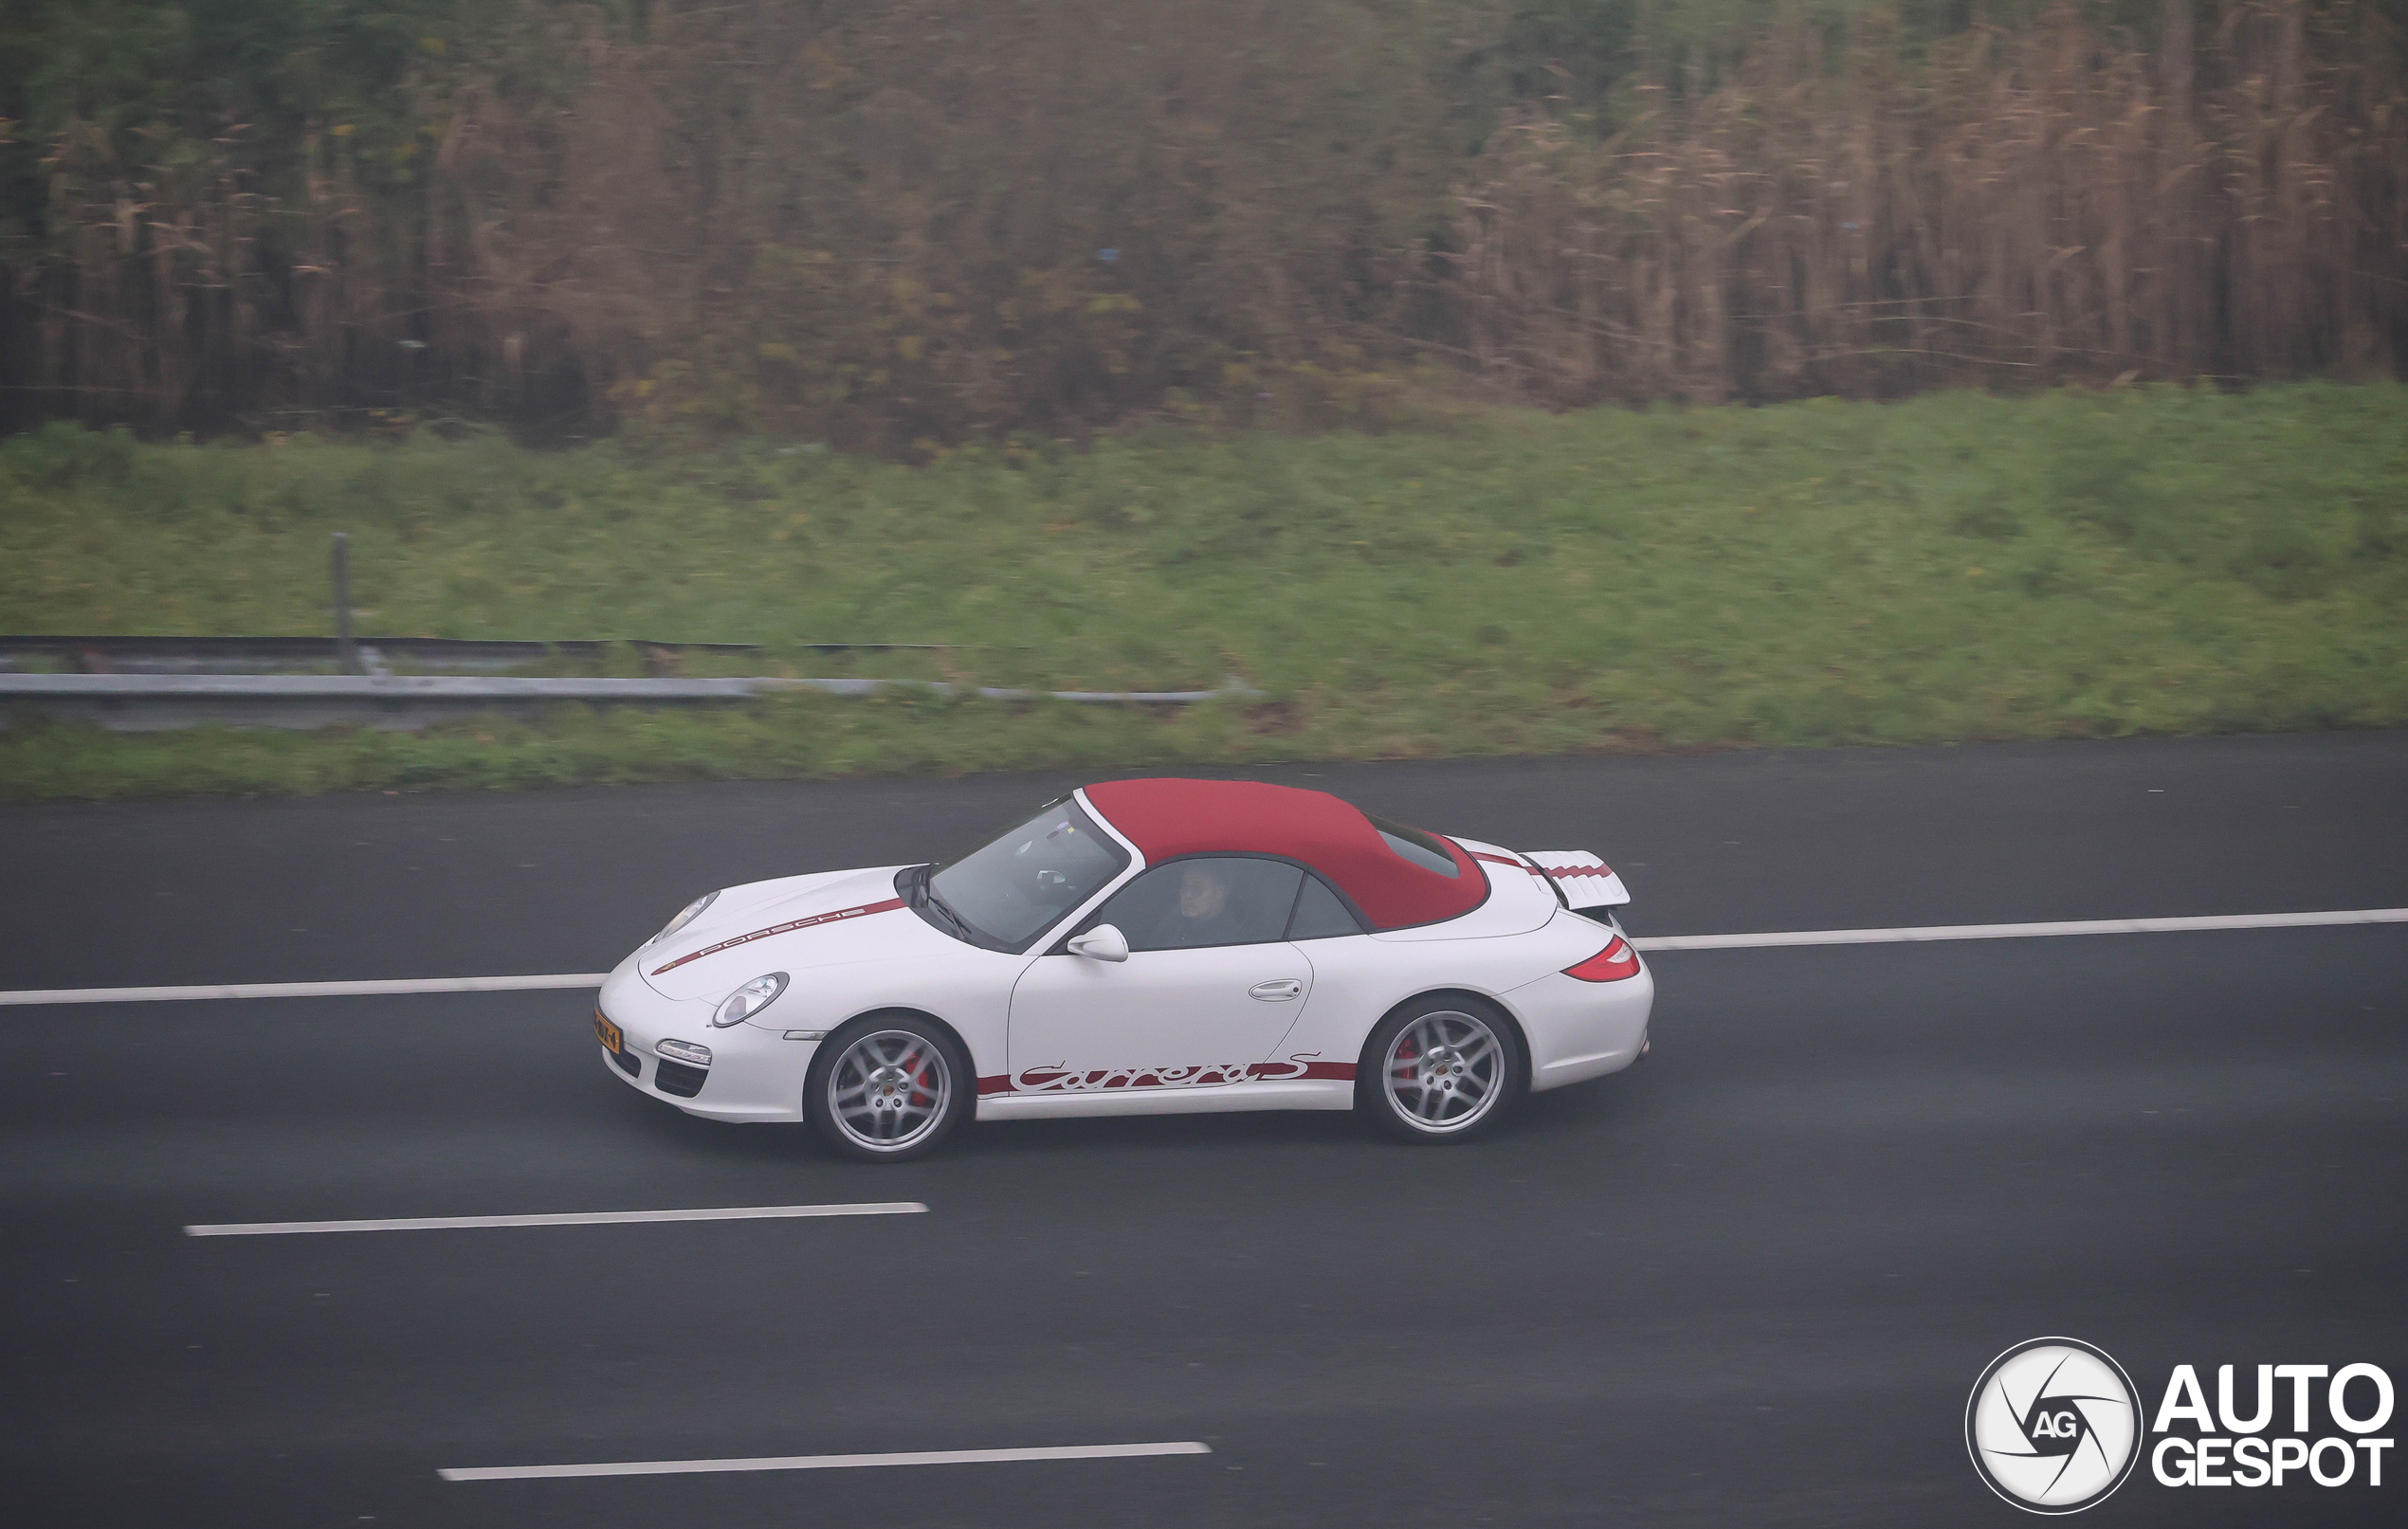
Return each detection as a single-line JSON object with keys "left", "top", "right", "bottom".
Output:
{"left": 1248, "top": 979, "right": 1304, "bottom": 1001}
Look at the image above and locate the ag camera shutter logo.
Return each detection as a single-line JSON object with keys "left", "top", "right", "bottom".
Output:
{"left": 1965, "top": 1338, "right": 2142, "bottom": 1513}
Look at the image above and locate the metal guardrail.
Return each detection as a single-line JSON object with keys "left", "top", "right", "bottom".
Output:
{"left": 0, "top": 634, "right": 958, "bottom": 675}
{"left": 0, "top": 537, "right": 992, "bottom": 680}
{"left": 0, "top": 673, "right": 1260, "bottom": 732}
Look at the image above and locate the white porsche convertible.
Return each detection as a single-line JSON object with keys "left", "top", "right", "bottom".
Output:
{"left": 593, "top": 778, "right": 1651, "bottom": 1160}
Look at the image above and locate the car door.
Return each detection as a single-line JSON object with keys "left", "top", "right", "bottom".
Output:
{"left": 1005, "top": 857, "right": 1313, "bottom": 1091}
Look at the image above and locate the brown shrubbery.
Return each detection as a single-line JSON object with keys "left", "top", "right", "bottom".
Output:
{"left": 1452, "top": 0, "right": 2408, "bottom": 405}
{"left": 3, "top": 1, "right": 2402, "bottom": 446}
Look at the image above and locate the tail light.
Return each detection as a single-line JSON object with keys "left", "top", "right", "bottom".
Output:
{"left": 1563, "top": 936, "right": 1641, "bottom": 982}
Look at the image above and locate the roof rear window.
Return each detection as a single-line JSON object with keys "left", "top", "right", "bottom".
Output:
{"left": 1365, "top": 813, "right": 1460, "bottom": 878}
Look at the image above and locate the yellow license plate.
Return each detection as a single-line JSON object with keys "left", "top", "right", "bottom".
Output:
{"left": 593, "top": 1010, "right": 623, "bottom": 1053}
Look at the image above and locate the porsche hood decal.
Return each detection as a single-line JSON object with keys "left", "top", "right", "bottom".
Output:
{"left": 649, "top": 897, "right": 906, "bottom": 975}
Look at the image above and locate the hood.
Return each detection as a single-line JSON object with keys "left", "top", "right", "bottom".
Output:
{"left": 638, "top": 865, "right": 956, "bottom": 1002}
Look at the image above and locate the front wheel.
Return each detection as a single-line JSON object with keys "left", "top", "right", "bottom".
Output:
{"left": 807, "top": 1014, "right": 973, "bottom": 1162}
{"left": 1358, "top": 997, "right": 1523, "bottom": 1143}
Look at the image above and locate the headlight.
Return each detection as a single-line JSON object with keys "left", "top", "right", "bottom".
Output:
{"left": 712, "top": 972, "right": 789, "bottom": 1028}
{"left": 646, "top": 890, "right": 719, "bottom": 948}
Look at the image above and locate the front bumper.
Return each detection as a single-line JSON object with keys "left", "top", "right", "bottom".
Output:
{"left": 594, "top": 961, "right": 817, "bottom": 1122}
{"left": 593, "top": 1021, "right": 711, "bottom": 1098}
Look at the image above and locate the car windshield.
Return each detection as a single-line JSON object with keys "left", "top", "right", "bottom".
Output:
{"left": 924, "top": 797, "right": 1130, "bottom": 949}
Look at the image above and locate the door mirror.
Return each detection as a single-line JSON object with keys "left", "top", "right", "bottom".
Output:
{"left": 1065, "top": 924, "right": 1129, "bottom": 963}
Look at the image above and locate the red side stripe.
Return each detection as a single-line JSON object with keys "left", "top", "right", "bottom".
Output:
{"left": 1466, "top": 848, "right": 1547, "bottom": 880}
{"left": 975, "top": 1060, "right": 1357, "bottom": 1096}
{"left": 650, "top": 898, "right": 906, "bottom": 975}
{"left": 1291, "top": 1061, "right": 1359, "bottom": 1082}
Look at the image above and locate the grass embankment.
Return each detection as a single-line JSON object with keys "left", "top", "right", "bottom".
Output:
{"left": 3, "top": 383, "right": 2404, "bottom": 800}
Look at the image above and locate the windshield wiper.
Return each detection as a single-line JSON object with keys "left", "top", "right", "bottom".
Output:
{"left": 904, "top": 865, "right": 978, "bottom": 943}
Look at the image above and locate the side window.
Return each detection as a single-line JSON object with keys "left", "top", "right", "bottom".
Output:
{"left": 1286, "top": 874, "right": 1364, "bottom": 940}
{"left": 1091, "top": 858, "right": 1304, "bottom": 953}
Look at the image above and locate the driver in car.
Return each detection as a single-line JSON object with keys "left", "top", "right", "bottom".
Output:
{"left": 1157, "top": 862, "right": 1246, "bottom": 948}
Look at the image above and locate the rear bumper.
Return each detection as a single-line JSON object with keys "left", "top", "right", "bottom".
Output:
{"left": 1505, "top": 964, "right": 1654, "bottom": 1091}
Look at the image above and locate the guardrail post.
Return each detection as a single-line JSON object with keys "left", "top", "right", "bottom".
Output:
{"left": 332, "top": 533, "right": 356, "bottom": 675}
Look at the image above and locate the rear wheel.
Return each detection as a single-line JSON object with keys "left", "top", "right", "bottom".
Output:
{"left": 807, "top": 1014, "right": 972, "bottom": 1162}
{"left": 1359, "top": 996, "right": 1523, "bottom": 1143}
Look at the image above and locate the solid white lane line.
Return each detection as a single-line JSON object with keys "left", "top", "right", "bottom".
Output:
{"left": 439, "top": 1441, "right": 1213, "bottom": 1483}
{"left": 1631, "top": 907, "right": 2408, "bottom": 952}
{"left": 184, "top": 1203, "right": 926, "bottom": 1237}
{"left": 7, "top": 906, "right": 2405, "bottom": 1009}
{"left": 0, "top": 973, "right": 610, "bottom": 1007}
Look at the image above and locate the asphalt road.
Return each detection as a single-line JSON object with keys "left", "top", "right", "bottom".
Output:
{"left": 4, "top": 732, "right": 2405, "bottom": 1527}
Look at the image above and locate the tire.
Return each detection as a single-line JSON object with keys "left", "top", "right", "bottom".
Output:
{"left": 1357, "top": 995, "right": 1523, "bottom": 1144}
{"left": 806, "top": 1013, "right": 974, "bottom": 1163}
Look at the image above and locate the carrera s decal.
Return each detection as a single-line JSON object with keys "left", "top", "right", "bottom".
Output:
{"left": 977, "top": 1058, "right": 1357, "bottom": 1095}
{"left": 649, "top": 898, "right": 906, "bottom": 975}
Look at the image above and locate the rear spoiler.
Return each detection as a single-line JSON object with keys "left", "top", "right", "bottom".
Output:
{"left": 1522, "top": 851, "right": 1631, "bottom": 911}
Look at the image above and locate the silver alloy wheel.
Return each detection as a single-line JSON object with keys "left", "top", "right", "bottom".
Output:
{"left": 1381, "top": 1009, "right": 1505, "bottom": 1135}
{"left": 827, "top": 1028, "right": 953, "bottom": 1153}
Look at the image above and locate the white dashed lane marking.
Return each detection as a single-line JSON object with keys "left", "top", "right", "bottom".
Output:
{"left": 1633, "top": 907, "right": 2408, "bottom": 951}
{"left": 438, "top": 1441, "right": 1213, "bottom": 1482}
{"left": 6, "top": 907, "right": 2404, "bottom": 1008}
{"left": 184, "top": 1203, "right": 927, "bottom": 1237}
{"left": 0, "top": 972, "right": 610, "bottom": 1007}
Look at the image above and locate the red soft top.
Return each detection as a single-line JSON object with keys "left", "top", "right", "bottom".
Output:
{"left": 1081, "top": 777, "right": 1484, "bottom": 931}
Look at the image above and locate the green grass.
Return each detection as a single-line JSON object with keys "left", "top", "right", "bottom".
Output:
{"left": 3, "top": 382, "right": 2404, "bottom": 799}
